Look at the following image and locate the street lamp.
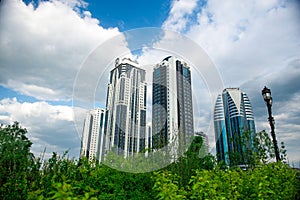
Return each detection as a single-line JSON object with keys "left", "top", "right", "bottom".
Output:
{"left": 262, "top": 86, "right": 280, "bottom": 162}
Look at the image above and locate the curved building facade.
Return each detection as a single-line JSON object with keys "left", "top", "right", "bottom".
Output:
{"left": 214, "top": 88, "right": 255, "bottom": 165}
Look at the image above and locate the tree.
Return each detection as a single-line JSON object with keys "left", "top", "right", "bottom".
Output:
{"left": 227, "top": 130, "right": 288, "bottom": 167}
{"left": 166, "top": 136, "right": 215, "bottom": 187}
{"left": 253, "top": 130, "right": 287, "bottom": 164}
{"left": 0, "top": 122, "right": 39, "bottom": 199}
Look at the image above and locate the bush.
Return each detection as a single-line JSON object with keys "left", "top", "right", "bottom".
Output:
{"left": 153, "top": 162, "right": 300, "bottom": 200}
{"left": 1, "top": 123, "right": 299, "bottom": 199}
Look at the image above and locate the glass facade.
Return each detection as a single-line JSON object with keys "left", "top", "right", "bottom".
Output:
{"left": 152, "top": 56, "right": 194, "bottom": 157}
{"left": 214, "top": 88, "right": 256, "bottom": 165}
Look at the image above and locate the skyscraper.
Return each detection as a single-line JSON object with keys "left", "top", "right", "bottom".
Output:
{"left": 80, "top": 108, "right": 105, "bottom": 162}
{"left": 214, "top": 88, "right": 256, "bottom": 165}
{"left": 104, "top": 58, "right": 147, "bottom": 158}
{"left": 152, "top": 56, "right": 194, "bottom": 157}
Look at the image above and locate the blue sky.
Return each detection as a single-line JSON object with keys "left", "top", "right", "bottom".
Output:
{"left": 87, "top": 0, "right": 171, "bottom": 30}
{"left": 23, "top": 0, "right": 172, "bottom": 30}
{"left": 0, "top": 0, "right": 300, "bottom": 165}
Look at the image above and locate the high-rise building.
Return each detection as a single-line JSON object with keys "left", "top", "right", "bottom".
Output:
{"left": 104, "top": 58, "right": 147, "bottom": 158}
{"left": 80, "top": 108, "right": 105, "bottom": 162}
{"left": 214, "top": 88, "right": 256, "bottom": 165}
{"left": 195, "top": 131, "right": 209, "bottom": 156}
{"left": 152, "top": 56, "right": 194, "bottom": 157}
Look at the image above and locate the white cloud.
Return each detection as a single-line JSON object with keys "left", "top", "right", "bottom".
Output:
{"left": 5, "top": 80, "right": 63, "bottom": 101}
{"left": 186, "top": 0, "right": 300, "bottom": 86}
{"left": 0, "top": 98, "right": 73, "bottom": 123}
{"left": 163, "top": 0, "right": 199, "bottom": 32}
{"left": 0, "top": 97, "right": 80, "bottom": 158}
{"left": 0, "top": 0, "right": 120, "bottom": 101}
{"left": 59, "top": 0, "right": 88, "bottom": 10}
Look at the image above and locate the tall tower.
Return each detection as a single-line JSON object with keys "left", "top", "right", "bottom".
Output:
{"left": 104, "top": 58, "right": 147, "bottom": 158}
{"left": 80, "top": 108, "right": 105, "bottom": 162}
{"left": 214, "top": 88, "right": 256, "bottom": 165}
{"left": 152, "top": 56, "right": 194, "bottom": 157}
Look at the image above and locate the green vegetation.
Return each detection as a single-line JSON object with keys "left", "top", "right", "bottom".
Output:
{"left": 1, "top": 122, "right": 299, "bottom": 199}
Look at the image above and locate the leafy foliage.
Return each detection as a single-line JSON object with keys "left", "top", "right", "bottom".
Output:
{"left": 28, "top": 154, "right": 155, "bottom": 199}
{"left": 152, "top": 135, "right": 300, "bottom": 200}
{"left": 165, "top": 136, "right": 215, "bottom": 186}
{"left": 252, "top": 130, "right": 288, "bottom": 165}
{"left": 153, "top": 163, "right": 300, "bottom": 200}
{"left": 0, "top": 122, "right": 40, "bottom": 200}
{"left": 152, "top": 171, "right": 186, "bottom": 200}
{"left": 253, "top": 130, "right": 277, "bottom": 164}
{"left": 0, "top": 123, "right": 299, "bottom": 199}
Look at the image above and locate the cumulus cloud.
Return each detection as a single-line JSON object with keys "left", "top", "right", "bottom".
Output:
{"left": 187, "top": 0, "right": 300, "bottom": 86}
{"left": 0, "top": 0, "right": 120, "bottom": 101}
{"left": 0, "top": 97, "right": 80, "bottom": 158}
{"left": 163, "top": 0, "right": 199, "bottom": 32}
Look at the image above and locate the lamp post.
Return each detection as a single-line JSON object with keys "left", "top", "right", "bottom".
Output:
{"left": 262, "top": 86, "right": 280, "bottom": 162}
